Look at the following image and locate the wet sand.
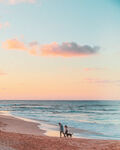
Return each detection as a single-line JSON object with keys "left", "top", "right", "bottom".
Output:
{"left": 0, "top": 114, "right": 45, "bottom": 136}
{"left": 0, "top": 114, "right": 120, "bottom": 150}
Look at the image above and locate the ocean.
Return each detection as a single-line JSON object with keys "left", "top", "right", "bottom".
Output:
{"left": 0, "top": 100, "right": 120, "bottom": 140}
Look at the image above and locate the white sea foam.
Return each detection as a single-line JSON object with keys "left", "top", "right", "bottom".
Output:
{"left": 0, "top": 100, "right": 120, "bottom": 140}
{"left": 38, "top": 122, "right": 59, "bottom": 137}
{"left": 0, "top": 111, "right": 12, "bottom": 116}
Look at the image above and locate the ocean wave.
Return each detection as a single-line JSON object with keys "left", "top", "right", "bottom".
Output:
{"left": 1, "top": 100, "right": 120, "bottom": 139}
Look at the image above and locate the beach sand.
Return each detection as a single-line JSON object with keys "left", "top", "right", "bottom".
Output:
{"left": 0, "top": 114, "right": 120, "bottom": 150}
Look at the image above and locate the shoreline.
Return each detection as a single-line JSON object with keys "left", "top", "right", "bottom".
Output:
{"left": 0, "top": 111, "right": 59, "bottom": 137}
{"left": 0, "top": 111, "right": 97, "bottom": 139}
{"left": 0, "top": 113, "right": 45, "bottom": 136}
{"left": 0, "top": 114, "right": 120, "bottom": 149}
{"left": 0, "top": 111, "right": 117, "bottom": 140}
{"left": 1, "top": 100, "right": 120, "bottom": 141}
{"left": 0, "top": 113, "right": 120, "bottom": 149}
{"left": 0, "top": 111, "right": 77, "bottom": 138}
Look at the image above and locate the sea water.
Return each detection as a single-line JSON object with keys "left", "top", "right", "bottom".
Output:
{"left": 0, "top": 100, "right": 120, "bottom": 140}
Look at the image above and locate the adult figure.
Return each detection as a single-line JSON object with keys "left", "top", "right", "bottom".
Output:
{"left": 58, "top": 123, "right": 64, "bottom": 137}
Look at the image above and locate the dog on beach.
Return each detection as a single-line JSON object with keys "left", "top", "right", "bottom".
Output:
{"left": 66, "top": 133, "right": 73, "bottom": 137}
{"left": 64, "top": 125, "right": 73, "bottom": 137}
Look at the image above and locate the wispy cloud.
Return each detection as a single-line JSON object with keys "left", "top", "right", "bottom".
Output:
{"left": 0, "top": 70, "right": 8, "bottom": 76}
{"left": 0, "top": 0, "right": 36, "bottom": 5}
{"left": 84, "top": 67, "right": 106, "bottom": 71}
{"left": 2, "top": 39, "right": 100, "bottom": 57}
{"left": 85, "top": 78, "right": 120, "bottom": 85}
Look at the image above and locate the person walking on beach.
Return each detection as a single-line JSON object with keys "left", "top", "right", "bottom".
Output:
{"left": 64, "top": 125, "right": 68, "bottom": 137}
{"left": 58, "top": 123, "right": 64, "bottom": 137}
{"left": 64, "top": 125, "right": 73, "bottom": 137}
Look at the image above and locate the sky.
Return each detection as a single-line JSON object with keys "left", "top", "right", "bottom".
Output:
{"left": 0, "top": 0, "right": 120, "bottom": 100}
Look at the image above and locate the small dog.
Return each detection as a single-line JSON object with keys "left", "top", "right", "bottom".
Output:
{"left": 64, "top": 125, "right": 73, "bottom": 137}
{"left": 66, "top": 133, "right": 72, "bottom": 137}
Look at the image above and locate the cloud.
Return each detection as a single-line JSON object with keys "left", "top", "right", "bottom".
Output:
{"left": 1, "top": 88, "right": 7, "bottom": 90}
{"left": 28, "top": 41, "right": 39, "bottom": 55}
{"left": 29, "top": 41, "right": 38, "bottom": 47}
{"left": 2, "top": 39, "right": 26, "bottom": 50}
{"left": 2, "top": 39, "right": 39, "bottom": 56}
{"left": 84, "top": 67, "right": 106, "bottom": 71}
{"left": 2, "top": 39, "right": 100, "bottom": 57}
{"left": 0, "top": 70, "right": 8, "bottom": 76}
{"left": 85, "top": 78, "right": 120, "bottom": 85}
{"left": 0, "top": 0, "right": 36, "bottom": 5}
{"left": 29, "top": 49, "right": 38, "bottom": 55}
{"left": 40, "top": 42, "right": 99, "bottom": 57}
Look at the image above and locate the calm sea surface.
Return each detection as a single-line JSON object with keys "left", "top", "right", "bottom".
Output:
{"left": 0, "top": 100, "right": 120, "bottom": 140}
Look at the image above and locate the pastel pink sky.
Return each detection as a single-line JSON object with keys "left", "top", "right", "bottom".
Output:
{"left": 0, "top": 0, "right": 120, "bottom": 100}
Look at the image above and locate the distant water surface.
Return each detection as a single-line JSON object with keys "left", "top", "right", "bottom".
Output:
{"left": 0, "top": 100, "right": 120, "bottom": 140}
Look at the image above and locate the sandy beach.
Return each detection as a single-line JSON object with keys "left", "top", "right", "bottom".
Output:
{"left": 0, "top": 114, "right": 120, "bottom": 150}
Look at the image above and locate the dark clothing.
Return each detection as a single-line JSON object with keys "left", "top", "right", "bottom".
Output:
{"left": 60, "top": 124, "right": 64, "bottom": 132}
{"left": 59, "top": 123, "right": 64, "bottom": 137}
{"left": 65, "top": 128, "right": 68, "bottom": 135}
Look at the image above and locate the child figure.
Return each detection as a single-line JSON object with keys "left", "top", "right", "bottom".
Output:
{"left": 64, "top": 125, "right": 68, "bottom": 137}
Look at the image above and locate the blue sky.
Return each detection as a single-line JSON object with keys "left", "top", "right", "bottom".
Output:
{"left": 1, "top": 0, "right": 120, "bottom": 45}
{"left": 0, "top": 0, "right": 120, "bottom": 100}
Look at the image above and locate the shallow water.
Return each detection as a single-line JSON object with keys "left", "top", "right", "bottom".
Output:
{"left": 0, "top": 100, "right": 120, "bottom": 139}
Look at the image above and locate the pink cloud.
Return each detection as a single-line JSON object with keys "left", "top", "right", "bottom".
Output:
{"left": 0, "top": 70, "right": 8, "bottom": 76}
{"left": 29, "top": 48, "right": 37, "bottom": 55}
{"left": 40, "top": 42, "right": 99, "bottom": 57}
{"left": 28, "top": 41, "right": 39, "bottom": 55}
{"left": 2, "top": 39, "right": 26, "bottom": 50}
{"left": 2, "top": 39, "right": 100, "bottom": 57}
{"left": 85, "top": 78, "right": 120, "bottom": 85}
{"left": 2, "top": 39, "right": 39, "bottom": 56}
{"left": 84, "top": 67, "right": 106, "bottom": 71}
{"left": 1, "top": 88, "right": 7, "bottom": 90}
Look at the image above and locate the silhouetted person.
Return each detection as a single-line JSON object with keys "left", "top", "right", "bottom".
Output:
{"left": 64, "top": 125, "right": 68, "bottom": 137}
{"left": 64, "top": 125, "right": 73, "bottom": 137}
{"left": 58, "top": 123, "right": 64, "bottom": 137}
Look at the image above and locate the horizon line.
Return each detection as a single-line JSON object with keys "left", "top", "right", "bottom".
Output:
{"left": 0, "top": 99, "right": 120, "bottom": 101}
